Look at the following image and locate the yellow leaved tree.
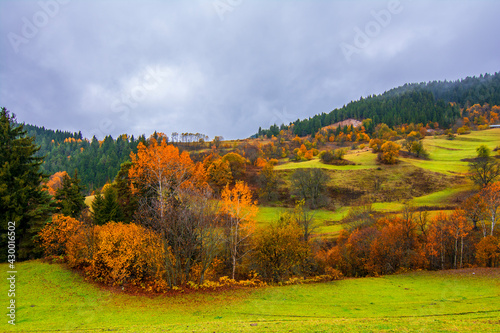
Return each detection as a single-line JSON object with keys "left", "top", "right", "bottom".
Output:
{"left": 220, "top": 181, "right": 258, "bottom": 279}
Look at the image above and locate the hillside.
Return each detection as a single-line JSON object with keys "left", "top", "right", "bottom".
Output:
{"left": 20, "top": 72, "right": 499, "bottom": 192}
{"left": 257, "top": 72, "right": 500, "bottom": 138}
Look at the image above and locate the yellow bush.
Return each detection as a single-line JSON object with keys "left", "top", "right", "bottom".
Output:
{"left": 89, "top": 222, "right": 165, "bottom": 286}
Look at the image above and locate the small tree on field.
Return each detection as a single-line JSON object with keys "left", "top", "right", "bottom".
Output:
{"left": 290, "top": 168, "right": 329, "bottom": 209}
{"left": 378, "top": 141, "right": 400, "bottom": 164}
{"left": 469, "top": 145, "right": 500, "bottom": 188}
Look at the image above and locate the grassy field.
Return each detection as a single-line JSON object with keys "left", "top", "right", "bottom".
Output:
{"left": 3, "top": 261, "right": 500, "bottom": 332}
{"left": 255, "top": 206, "right": 349, "bottom": 239}
{"left": 276, "top": 128, "right": 500, "bottom": 175}
{"left": 401, "top": 128, "right": 500, "bottom": 175}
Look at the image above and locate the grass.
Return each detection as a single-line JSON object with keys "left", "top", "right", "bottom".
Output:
{"left": 3, "top": 261, "right": 500, "bottom": 332}
{"left": 275, "top": 156, "right": 377, "bottom": 171}
{"left": 401, "top": 128, "right": 500, "bottom": 175}
{"left": 255, "top": 206, "right": 349, "bottom": 239}
{"left": 410, "top": 184, "right": 469, "bottom": 207}
{"left": 276, "top": 128, "right": 500, "bottom": 175}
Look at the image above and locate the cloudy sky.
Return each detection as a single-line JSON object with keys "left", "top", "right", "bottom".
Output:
{"left": 1, "top": 0, "right": 499, "bottom": 140}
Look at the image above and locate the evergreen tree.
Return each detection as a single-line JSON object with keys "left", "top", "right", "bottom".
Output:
{"left": 55, "top": 171, "right": 86, "bottom": 218}
{"left": 114, "top": 161, "right": 137, "bottom": 223}
{"left": 91, "top": 186, "right": 123, "bottom": 225}
{"left": 0, "top": 108, "right": 54, "bottom": 261}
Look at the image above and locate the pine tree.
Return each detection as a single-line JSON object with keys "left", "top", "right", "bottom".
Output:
{"left": 114, "top": 161, "right": 137, "bottom": 223}
{"left": 0, "top": 108, "right": 54, "bottom": 261}
{"left": 55, "top": 171, "right": 86, "bottom": 218}
{"left": 91, "top": 186, "right": 123, "bottom": 225}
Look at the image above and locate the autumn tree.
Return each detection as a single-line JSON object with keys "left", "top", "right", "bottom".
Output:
{"left": 252, "top": 213, "right": 309, "bottom": 282}
{"left": 45, "top": 171, "right": 69, "bottom": 197}
{"left": 38, "top": 214, "right": 84, "bottom": 257}
{"left": 219, "top": 181, "right": 258, "bottom": 279}
{"left": 369, "top": 138, "right": 384, "bottom": 153}
{"left": 290, "top": 168, "right": 330, "bottom": 209}
{"left": 0, "top": 108, "right": 54, "bottom": 261}
{"left": 446, "top": 210, "right": 473, "bottom": 269}
{"left": 293, "top": 199, "right": 317, "bottom": 243}
{"left": 378, "top": 141, "right": 401, "bottom": 164}
{"left": 221, "top": 152, "right": 247, "bottom": 181}
{"left": 207, "top": 158, "right": 232, "bottom": 191}
{"left": 256, "top": 162, "right": 281, "bottom": 202}
{"left": 425, "top": 212, "right": 454, "bottom": 270}
{"left": 462, "top": 194, "right": 487, "bottom": 235}
{"left": 475, "top": 236, "right": 500, "bottom": 267}
{"left": 480, "top": 182, "right": 500, "bottom": 236}
{"left": 129, "top": 137, "right": 220, "bottom": 286}
{"left": 468, "top": 145, "right": 500, "bottom": 188}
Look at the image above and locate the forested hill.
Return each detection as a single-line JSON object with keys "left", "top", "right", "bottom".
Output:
{"left": 24, "top": 124, "right": 144, "bottom": 194}
{"left": 257, "top": 72, "right": 500, "bottom": 137}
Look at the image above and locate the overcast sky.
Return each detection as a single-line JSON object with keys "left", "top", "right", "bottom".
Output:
{"left": 1, "top": 0, "right": 499, "bottom": 140}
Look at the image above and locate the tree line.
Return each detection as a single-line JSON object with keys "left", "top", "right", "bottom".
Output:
{"left": 257, "top": 72, "right": 500, "bottom": 138}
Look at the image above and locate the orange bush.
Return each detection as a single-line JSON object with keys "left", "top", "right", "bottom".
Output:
{"left": 89, "top": 222, "right": 165, "bottom": 286}
{"left": 39, "top": 214, "right": 84, "bottom": 257}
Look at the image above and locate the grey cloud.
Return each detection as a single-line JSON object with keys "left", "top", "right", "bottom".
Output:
{"left": 1, "top": 0, "right": 499, "bottom": 140}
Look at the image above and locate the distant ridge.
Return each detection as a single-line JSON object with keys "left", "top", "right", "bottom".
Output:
{"left": 256, "top": 72, "right": 500, "bottom": 138}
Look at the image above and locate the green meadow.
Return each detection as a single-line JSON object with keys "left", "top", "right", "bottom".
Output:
{"left": 3, "top": 261, "right": 499, "bottom": 332}
{"left": 401, "top": 128, "right": 500, "bottom": 175}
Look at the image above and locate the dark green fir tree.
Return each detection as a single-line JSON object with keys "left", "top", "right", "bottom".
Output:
{"left": 55, "top": 170, "right": 86, "bottom": 218}
{"left": 0, "top": 107, "right": 54, "bottom": 261}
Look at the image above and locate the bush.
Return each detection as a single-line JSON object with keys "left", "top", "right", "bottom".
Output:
{"left": 89, "top": 222, "right": 165, "bottom": 286}
{"left": 252, "top": 217, "right": 310, "bottom": 282}
{"left": 320, "top": 149, "right": 347, "bottom": 164}
{"left": 39, "top": 214, "right": 84, "bottom": 257}
{"left": 378, "top": 141, "right": 401, "bottom": 164}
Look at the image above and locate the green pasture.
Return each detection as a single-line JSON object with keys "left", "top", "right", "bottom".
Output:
{"left": 402, "top": 128, "right": 500, "bottom": 174}
{"left": 255, "top": 206, "right": 349, "bottom": 239}
{"left": 3, "top": 261, "right": 500, "bottom": 332}
{"left": 276, "top": 128, "right": 500, "bottom": 175}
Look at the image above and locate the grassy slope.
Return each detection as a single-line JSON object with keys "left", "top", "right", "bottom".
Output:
{"left": 3, "top": 261, "right": 500, "bottom": 332}
{"left": 276, "top": 129, "right": 500, "bottom": 175}
{"left": 401, "top": 128, "right": 500, "bottom": 174}
{"left": 257, "top": 129, "right": 500, "bottom": 236}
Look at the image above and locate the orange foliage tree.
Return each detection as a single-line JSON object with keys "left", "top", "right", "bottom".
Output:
{"left": 44, "top": 171, "right": 69, "bottom": 197}
{"left": 446, "top": 210, "right": 473, "bottom": 269}
{"left": 379, "top": 141, "right": 401, "bottom": 164}
{"left": 220, "top": 181, "right": 258, "bottom": 279}
{"left": 475, "top": 236, "right": 500, "bottom": 267}
{"left": 129, "top": 137, "right": 221, "bottom": 287}
{"left": 129, "top": 137, "right": 207, "bottom": 222}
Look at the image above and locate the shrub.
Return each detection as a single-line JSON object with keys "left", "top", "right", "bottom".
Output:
{"left": 379, "top": 141, "right": 401, "bottom": 164}
{"left": 89, "top": 222, "right": 165, "bottom": 286}
{"left": 39, "top": 214, "right": 84, "bottom": 257}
